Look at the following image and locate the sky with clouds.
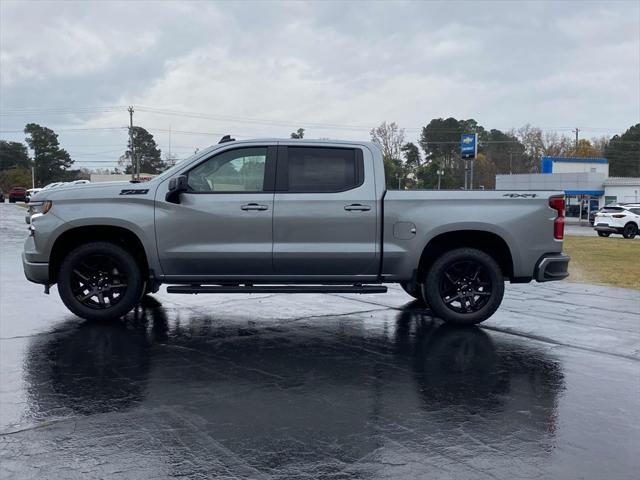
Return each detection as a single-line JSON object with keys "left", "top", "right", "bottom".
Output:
{"left": 1, "top": 0, "right": 638, "bottom": 170}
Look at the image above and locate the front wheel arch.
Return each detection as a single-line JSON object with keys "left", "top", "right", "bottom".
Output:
{"left": 49, "top": 226, "right": 149, "bottom": 284}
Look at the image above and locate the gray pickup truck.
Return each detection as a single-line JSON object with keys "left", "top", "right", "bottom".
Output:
{"left": 23, "top": 138, "right": 569, "bottom": 325}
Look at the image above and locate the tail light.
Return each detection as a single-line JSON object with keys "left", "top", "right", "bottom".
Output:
{"left": 612, "top": 214, "right": 626, "bottom": 218}
{"left": 549, "top": 196, "right": 565, "bottom": 240}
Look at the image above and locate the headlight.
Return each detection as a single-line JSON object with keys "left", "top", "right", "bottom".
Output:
{"left": 29, "top": 201, "right": 53, "bottom": 215}
{"left": 26, "top": 201, "right": 53, "bottom": 224}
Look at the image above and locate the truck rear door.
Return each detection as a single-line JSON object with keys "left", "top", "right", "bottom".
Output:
{"left": 272, "top": 144, "right": 379, "bottom": 277}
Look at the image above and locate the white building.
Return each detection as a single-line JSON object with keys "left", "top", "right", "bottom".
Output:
{"left": 603, "top": 177, "right": 640, "bottom": 205}
{"left": 496, "top": 156, "right": 640, "bottom": 219}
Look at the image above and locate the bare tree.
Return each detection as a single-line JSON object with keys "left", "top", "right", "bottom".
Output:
{"left": 515, "top": 125, "right": 573, "bottom": 171}
{"left": 370, "top": 121, "right": 407, "bottom": 189}
{"left": 370, "top": 121, "right": 405, "bottom": 161}
{"left": 591, "top": 136, "right": 609, "bottom": 155}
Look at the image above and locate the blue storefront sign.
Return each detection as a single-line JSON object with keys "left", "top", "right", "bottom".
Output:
{"left": 461, "top": 133, "right": 477, "bottom": 159}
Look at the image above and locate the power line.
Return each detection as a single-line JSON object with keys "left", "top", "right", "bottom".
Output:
{"left": 1, "top": 104, "right": 632, "bottom": 134}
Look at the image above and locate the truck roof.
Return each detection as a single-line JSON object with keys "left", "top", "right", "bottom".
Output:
{"left": 214, "top": 137, "right": 380, "bottom": 149}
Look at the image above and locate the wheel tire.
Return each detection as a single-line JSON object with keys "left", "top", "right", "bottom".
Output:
{"left": 9, "top": 198, "right": 14, "bottom": 203}
{"left": 622, "top": 223, "right": 638, "bottom": 239}
{"left": 421, "top": 248, "right": 504, "bottom": 326}
{"left": 400, "top": 281, "right": 421, "bottom": 299}
{"left": 597, "top": 231, "right": 611, "bottom": 237}
{"left": 57, "top": 242, "right": 144, "bottom": 321}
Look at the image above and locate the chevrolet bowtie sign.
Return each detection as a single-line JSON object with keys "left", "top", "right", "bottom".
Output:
{"left": 460, "top": 133, "right": 478, "bottom": 160}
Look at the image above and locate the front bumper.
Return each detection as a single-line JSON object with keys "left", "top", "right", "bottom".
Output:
{"left": 535, "top": 253, "right": 570, "bottom": 282}
{"left": 22, "top": 252, "right": 50, "bottom": 284}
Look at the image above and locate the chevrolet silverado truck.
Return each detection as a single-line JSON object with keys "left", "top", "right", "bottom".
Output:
{"left": 22, "top": 138, "right": 570, "bottom": 325}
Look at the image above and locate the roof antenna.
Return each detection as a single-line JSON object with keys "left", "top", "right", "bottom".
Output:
{"left": 218, "top": 135, "right": 235, "bottom": 144}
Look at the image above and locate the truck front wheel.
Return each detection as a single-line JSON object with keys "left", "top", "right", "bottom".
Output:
{"left": 57, "top": 242, "right": 144, "bottom": 321}
{"left": 421, "top": 248, "right": 504, "bottom": 325}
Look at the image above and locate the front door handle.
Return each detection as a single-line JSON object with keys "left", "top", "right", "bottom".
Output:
{"left": 241, "top": 203, "right": 269, "bottom": 211}
{"left": 344, "top": 204, "right": 371, "bottom": 212}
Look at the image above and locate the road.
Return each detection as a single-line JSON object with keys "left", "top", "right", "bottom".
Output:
{"left": 1, "top": 203, "right": 639, "bottom": 479}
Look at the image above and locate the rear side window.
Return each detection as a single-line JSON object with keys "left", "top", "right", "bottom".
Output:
{"left": 630, "top": 208, "right": 640, "bottom": 215}
{"left": 286, "top": 147, "right": 361, "bottom": 193}
{"left": 602, "top": 207, "right": 624, "bottom": 212}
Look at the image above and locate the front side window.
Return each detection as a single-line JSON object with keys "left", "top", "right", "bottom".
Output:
{"left": 287, "top": 147, "right": 358, "bottom": 193}
{"left": 187, "top": 147, "right": 267, "bottom": 192}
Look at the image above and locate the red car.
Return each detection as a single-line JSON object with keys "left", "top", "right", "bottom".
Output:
{"left": 9, "top": 187, "right": 27, "bottom": 203}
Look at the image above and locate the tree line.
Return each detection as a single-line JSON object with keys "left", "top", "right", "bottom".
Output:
{"left": 369, "top": 119, "right": 640, "bottom": 190}
{"left": 1, "top": 120, "right": 638, "bottom": 192}
{"left": 0, "top": 123, "right": 167, "bottom": 191}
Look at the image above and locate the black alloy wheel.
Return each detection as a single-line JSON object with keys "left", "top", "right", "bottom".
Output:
{"left": 70, "top": 254, "right": 128, "bottom": 309}
{"left": 438, "top": 260, "right": 492, "bottom": 314}
{"left": 58, "top": 242, "right": 144, "bottom": 321}
{"left": 422, "top": 248, "right": 504, "bottom": 325}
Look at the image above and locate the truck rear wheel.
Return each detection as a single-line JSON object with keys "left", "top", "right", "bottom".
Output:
{"left": 421, "top": 248, "right": 504, "bottom": 325}
{"left": 57, "top": 241, "right": 144, "bottom": 321}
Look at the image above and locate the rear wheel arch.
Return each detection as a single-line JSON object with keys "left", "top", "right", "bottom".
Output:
{"left": 49, "top": 226, "right": 150, "bottom": 284}
{"left": 417, "top": 230, "right": 514, "bottom": 281}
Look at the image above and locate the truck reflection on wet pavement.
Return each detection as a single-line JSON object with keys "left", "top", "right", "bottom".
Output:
{"left": 1, "top": 203, "right": 638, "bottom": 479}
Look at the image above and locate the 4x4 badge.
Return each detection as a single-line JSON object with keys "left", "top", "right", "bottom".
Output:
{"left": 503, "top": 193, "right": 538, "bottom": 198}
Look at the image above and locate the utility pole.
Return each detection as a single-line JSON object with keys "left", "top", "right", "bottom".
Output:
{"left": 574, "top": 128, "right": 580, "bottom": 153}
{"left": 31, "top": 166, "right": 35, "bottom": 189}
{"left": 437, "top": 169, "right": 443, "bottom": 190}
{"left": 509, "top": 152, "right": 513, "bottom": 175}
{"left": 463, "top": 155, "right": 467, "bottom": 190}
{"left": 128, "top": 106, "right": 137, "bottom": 181}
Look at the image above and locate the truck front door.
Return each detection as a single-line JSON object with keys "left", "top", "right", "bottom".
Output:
{"left": 155, "top": 145, "right": 276, "bottom": 280}
{"left": 272, "top": 145, "right": 379, "bottom": 278}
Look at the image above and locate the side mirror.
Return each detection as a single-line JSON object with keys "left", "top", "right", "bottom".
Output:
{"left": 165, "top": 175, "right": 188, "bottom": 204}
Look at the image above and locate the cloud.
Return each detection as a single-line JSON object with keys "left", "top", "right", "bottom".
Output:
{"left": 0, "top": 2, "right": 161, "bottom": 86}
{"left": 0, "top": 0, "right": 637, "bottom": 168}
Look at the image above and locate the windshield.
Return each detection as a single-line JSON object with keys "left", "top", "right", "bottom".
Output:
{"left": 152, "top": 154, "right": 195, "bottom": 182}
{"left": 153, "top": 149, "right": 212, "bottom": 183}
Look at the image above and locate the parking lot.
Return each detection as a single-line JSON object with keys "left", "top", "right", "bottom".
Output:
{"left": 1, "top": 202, "right": 639, "bottom": 479}
{"left": 565, "top": 221, "right": 640, "bottom": 239}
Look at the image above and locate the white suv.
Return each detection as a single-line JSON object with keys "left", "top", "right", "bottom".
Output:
{"left": 593, "top": 204, "right": 640, "bottom": 239}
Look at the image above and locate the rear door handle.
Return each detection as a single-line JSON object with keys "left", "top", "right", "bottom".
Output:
{"left": 344, "top": 204, "right": 371, "bottom": 212}
{"left": 241, "top": 203, "right": 269, "bottom": 211}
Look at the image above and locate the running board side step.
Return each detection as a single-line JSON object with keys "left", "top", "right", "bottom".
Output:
{"left": 166, "top": 285, "right": 388, "bottom": 294}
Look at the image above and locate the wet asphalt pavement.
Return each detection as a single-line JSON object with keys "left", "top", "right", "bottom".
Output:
{"left": 1, "top": 203, "right": 639, "bottom": 479}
